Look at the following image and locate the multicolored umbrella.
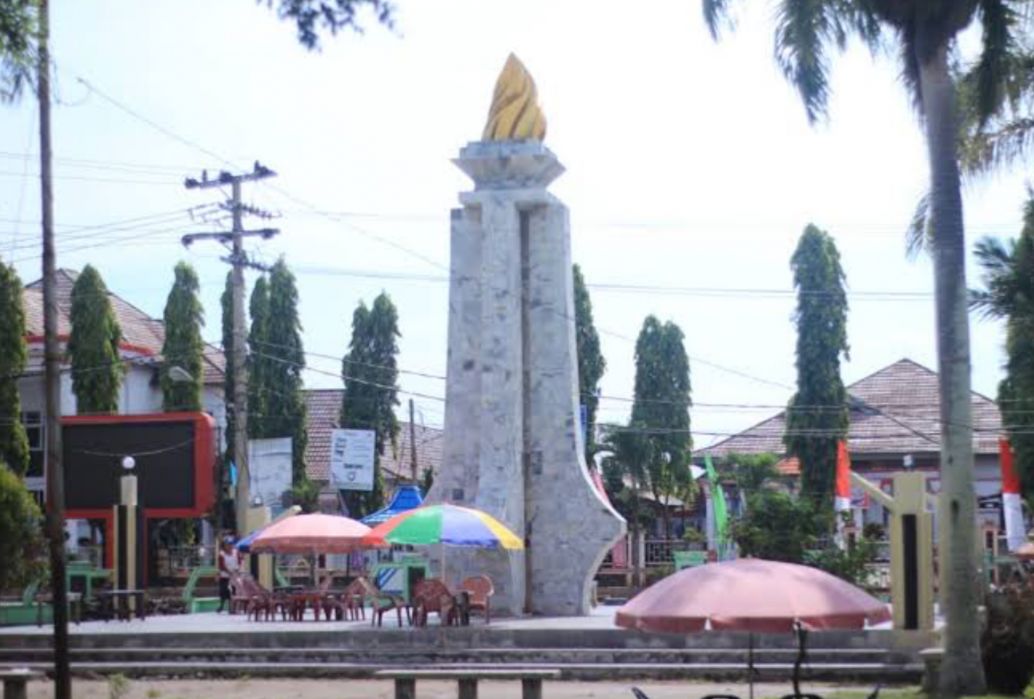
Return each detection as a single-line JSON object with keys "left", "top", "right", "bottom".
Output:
{"left": 362, "top": 504, "right": 524, "bottom": 550}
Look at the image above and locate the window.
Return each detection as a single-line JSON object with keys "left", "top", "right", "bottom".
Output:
{"left": 21, "top": 411, "right": 43, "bottom": 478}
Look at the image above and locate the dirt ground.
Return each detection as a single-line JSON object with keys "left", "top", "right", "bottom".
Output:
{"left": 22, "top": 678, "right": 890, "bottom": 699}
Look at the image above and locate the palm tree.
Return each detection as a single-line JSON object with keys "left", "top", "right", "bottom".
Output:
{"left": 702, "top": 2, "right": 1023, "bottom": 693}
{"left": 972, "top": 197, "right": 1034, "bottom": 497}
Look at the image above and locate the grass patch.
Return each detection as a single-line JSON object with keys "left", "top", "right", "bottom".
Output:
{"left": 825, "top": 690, "right": 1029, "bottom": 699}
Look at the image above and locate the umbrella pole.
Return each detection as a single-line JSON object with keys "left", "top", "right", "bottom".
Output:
{"left": 748, "top": 632, "right": 754, "bottom": 699}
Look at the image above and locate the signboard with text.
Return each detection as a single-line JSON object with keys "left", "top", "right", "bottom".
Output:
{"left": 330, "top": 429, "right": 375, "bottom": 492}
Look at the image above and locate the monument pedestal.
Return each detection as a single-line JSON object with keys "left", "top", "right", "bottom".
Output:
{"left": 432, "top": 140, "right": 625, "bottom": 615}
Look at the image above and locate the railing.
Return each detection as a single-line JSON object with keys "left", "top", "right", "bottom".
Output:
{"left": 155, "top": 546, "right": 216, "bottom": 578}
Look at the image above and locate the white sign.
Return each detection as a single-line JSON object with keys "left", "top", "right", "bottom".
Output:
{"left": 330, "top": 429, "right": 375, "bottom": 492}
{"left": 248, "top": 438, "right": 293, "bottom": 516}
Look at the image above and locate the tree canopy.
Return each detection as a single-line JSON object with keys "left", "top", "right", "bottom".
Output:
{"left": 160, "top": 262, "right": 204, "bottom": 412}
{"left": 972, "top": 197, "right": 1034, "bottom": 497}
{"left": 259, "top": 259, "right": 308, "bottom": 485}
{"left": 573, "top": 264, "right": 606, "bottom": 463}
{"left": 340, "top": 292, "right": 400, "bottom": 517}
{"left": 67, "top": 265, "right": 123, "bottom": 414}
{"left": 0, "top": 259, "right": 28, "bottom": 475}
{"left": 628, "top": 315, "right": 693, "bottom": 538}
{"left": 247, "top": 275, "right": 271, "bottom": 437}
{"left": 262, "top": 0, "right": 394, "bottom": 49}
{"left": 220, "top": 272, "right": 236, "bottom": 465}
{"left": 0, "top": 466, "right": 43, "bottom": 590}
{"left": 0, "top": 0, "right": 35, "bottom": 103}
{"left": 785, "top": 224, "right": 849, "bottom": 505}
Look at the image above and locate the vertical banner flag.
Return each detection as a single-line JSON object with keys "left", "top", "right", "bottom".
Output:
{"left": 835, "top": 440, "right": 852, "bottom": 548}
{"left": 1000, "top": 437, "right": 1026, "bottom": 551}
{"left": 703, "top": 454, "right": 728, "bottom": 549}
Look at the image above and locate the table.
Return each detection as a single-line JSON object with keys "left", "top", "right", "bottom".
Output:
{"left": 0, "top": 668, "right": 42, "bottom": 699}
{"left": 98, "top": 589, "right": 147, "bottom": 621}
{"left": 66, "top": 564, "right": 111, "bottom": 601}
{"left": 374, "top": 669, "right": 561, "bottom": 699}
{"left": 287, "top": 591, "right": 326, "bottom": 621}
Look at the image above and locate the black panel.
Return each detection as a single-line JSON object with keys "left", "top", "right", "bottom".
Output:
{"left": 902, "top": 514, "right": 919, "bottom": 630}
{"left": 64, "top": 422, "right": 195, "bottom": 509}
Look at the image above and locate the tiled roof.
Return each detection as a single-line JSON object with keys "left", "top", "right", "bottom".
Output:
{"left": 24, "top": 268, "right": 225, "bottom": 385}
{"left": 303, "top": 388, "right": 444, "bottom": 484}
{"left": 702, "top": 358, "right": 1002, "bottom": 458}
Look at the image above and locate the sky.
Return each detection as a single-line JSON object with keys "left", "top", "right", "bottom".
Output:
{"left": 0, "top": 1, "right": 1028, "bottom": 447}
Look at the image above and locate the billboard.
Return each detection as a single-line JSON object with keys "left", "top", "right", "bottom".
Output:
{"left": 330, "top": 429, "right": 375, "bottom": 491}
{"left": 63, "top": 412, "right": 216, "bottom": 517}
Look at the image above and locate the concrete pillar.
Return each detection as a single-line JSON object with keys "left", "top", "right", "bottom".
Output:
{"left": 889, "top": 472, "right": 934, "bottom": 630}
{"left": 113, "top": 473, "right": 144, "bottom": 604}
{"left": 430, "top": 140, "right": 625, "bottom": 615}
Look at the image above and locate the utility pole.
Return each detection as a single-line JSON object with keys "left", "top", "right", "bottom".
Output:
{"left": 37, "top": 2, "right": 70, "bottom": 696}
{"left": 409, "top": 398, "right": 418, "bottom": 482}
{"left": 183, "top": 164, "right": 278, "bottom": 535}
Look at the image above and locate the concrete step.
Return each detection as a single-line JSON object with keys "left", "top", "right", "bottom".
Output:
{"left": 0, "top": 660, "right": 923, "bottom": 682}
{"left": 0, "top": 646, "right": 912, "bottom": 665}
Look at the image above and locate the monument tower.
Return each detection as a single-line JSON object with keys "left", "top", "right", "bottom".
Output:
{"left": 430, "top": 54, "right": 626, "bottom": 616}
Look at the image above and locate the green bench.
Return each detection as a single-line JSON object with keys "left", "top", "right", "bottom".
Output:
{"left": 182, "top": 566, "right": 220, "bottom": 613}
{"left": 673, "top": 550, "right": 707, "bottom": 570}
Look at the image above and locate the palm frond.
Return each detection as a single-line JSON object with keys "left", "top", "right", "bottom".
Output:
{"left": 702, "top": 0, "right": 736, "bottom": 40}
{"left": 972, "top": 235, "right": 1019, "bottom": 318}
{"left": 774, "top": 0, "right": 840, "bottom": 123}
{"left": 969, "top": 288, "right": 1001, "bottom": 317}
{"left": 963, "top": 116, "right": 1034, "bottom": 173}
{"left": 898, "top": 22, "right": 923, "bottom": 114}
{"left": 973, "top": 0, "right": 1018, "bottom": 126}
{"left": 906, "top": 192, "right": 931, "bottom": 260}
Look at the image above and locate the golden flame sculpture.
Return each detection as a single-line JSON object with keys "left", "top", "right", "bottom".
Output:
{"left": 482, "top": 53, "right": 547, "bottom": 142}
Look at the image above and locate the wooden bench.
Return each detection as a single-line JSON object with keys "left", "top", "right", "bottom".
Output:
{"left": 0, "top": 668, "right": 43, "bottom": 699}
{"left": 374, "top": 669, "right": 561, "bottom": 699}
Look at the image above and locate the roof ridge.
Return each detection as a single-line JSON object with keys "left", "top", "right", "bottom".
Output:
{"left": 846, "top": 357, "right": 935, "bottom": 390}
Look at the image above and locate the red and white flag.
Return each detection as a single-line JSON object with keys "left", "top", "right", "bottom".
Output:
{"left": 834, "top": 440, "right": 852, "bottom": 547}
{"left": 1000, "top": 437, "right": 1026, "bottom": 551}
{"left": 835, "top": 440, "right": 852, "bottom": 514}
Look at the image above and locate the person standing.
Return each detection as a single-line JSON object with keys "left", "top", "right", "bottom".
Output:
{"left": 217, "top": 538, "right": 240, "bottom": 613}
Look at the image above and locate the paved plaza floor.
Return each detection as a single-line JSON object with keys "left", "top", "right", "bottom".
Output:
{"left": 0, "top": 605, "right": 621, "bottom": 636}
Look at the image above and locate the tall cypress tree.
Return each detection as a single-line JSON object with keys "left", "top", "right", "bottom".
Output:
{"left": 629, "top": 315, "right": 692, "bottom": 539}
{"left": 160, "top": 262, "right": 204, "bottom": 412}
{"left": 247, "top": 276, "right": 270, "bottom": 438}
{"left": 68, "top": 265, "right": 123, "bottom": 414}
{"left": 262, "top": 259, "right": 307, "bottom": 485}
{"left": 221, "top": 272, "right": 235, "bottom": 465}
{"left": 784, "top": 224, "right": 849, "bottom": 505}
{"left": 340, "top": 292, "right": 400, "bottom": 517}
{"left": 0, "top": 260, "right": 28, "bottom": 475}
{"left": 574, "top": 264, "right": 606, "bottom": 464}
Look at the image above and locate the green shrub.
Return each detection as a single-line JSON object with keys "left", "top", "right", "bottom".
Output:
{"left": 982, "top": 584, "right": 1034, "bottom": 695}
{"left": 0, "top": 467, "right": 44, "bottom": 591}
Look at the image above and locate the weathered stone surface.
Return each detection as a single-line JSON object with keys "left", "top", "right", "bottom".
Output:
{"left": 430, "top": 140, "right": 625, "bottom": 616}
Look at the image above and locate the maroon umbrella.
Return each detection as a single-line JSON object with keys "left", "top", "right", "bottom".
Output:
{"left": 615, "top": 558, "right": 890, "bottom": 634}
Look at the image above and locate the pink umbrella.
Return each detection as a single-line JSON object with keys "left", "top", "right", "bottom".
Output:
{"left": 250, "top": 513, "right": 383, "bottom": 554}
{"left": 615, "top": 558, "right": 890, "bottom": 634}
{"left": 1014, "top": 541, "right": 1034, "bottom": 560}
